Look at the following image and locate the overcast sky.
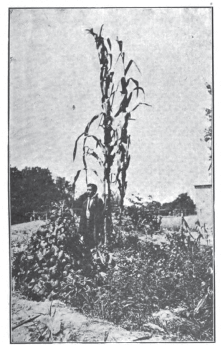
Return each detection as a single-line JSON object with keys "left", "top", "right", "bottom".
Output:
{"left": 9, "top": 8, "right": 212, "bottom": 203}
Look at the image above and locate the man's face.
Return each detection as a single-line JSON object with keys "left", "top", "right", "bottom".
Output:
{"left": 87, "top": 186, "right": 94, "bottom": 197}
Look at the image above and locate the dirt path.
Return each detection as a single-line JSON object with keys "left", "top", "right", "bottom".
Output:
{"left": 11, "top": 293, "right": 166, "bottom": 342}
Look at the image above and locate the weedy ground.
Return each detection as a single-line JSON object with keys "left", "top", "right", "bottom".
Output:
{"left": 11, "top": 212, "right": 214, "bottom": 342}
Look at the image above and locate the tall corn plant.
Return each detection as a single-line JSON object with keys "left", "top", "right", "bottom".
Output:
{"left": 73, "top": 25, "right": 150, "bottom": 244}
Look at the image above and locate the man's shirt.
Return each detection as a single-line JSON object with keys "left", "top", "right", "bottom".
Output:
{"left": 86, "top": 194, "right": 97, "bottom": 219}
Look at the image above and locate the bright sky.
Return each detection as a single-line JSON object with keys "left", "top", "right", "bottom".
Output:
{"left": 9, "top": 8, "right": 212, "bottom": 203}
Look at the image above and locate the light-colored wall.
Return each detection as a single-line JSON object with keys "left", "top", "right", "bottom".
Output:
{"left": 194, "top": 185, "right": 213, "bottom": 226}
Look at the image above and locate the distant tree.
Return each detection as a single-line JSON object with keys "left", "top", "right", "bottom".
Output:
{"left": 162, "top": 193, "right": 196, "bottom": 216}
{"left": 172, "top": 193, "right": 196, "bottom": 214}
{"left": 10, "top": 167, "right": 23, "bottom": 223}
{"left": 10, "top": 167, "right": 62, "bottom": 224}
{"left": 55, "top": 176, "right": 73, "bottom": 207}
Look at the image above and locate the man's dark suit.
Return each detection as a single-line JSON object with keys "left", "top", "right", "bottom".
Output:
{"left": 79, "top": 194, "right": 104, "bottom": 248}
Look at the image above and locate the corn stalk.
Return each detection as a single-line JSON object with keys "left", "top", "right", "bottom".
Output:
{"left": 73, "top": 25, "right": 150, "bottom": 243}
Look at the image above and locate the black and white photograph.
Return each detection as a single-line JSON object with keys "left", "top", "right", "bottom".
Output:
{"left": 9, "top": 6, "right": 214, "bottom": 342}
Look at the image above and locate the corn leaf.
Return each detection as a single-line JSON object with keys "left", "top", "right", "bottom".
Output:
{"left": 131, "top": 102, "right": 152, "bottom": 112}
{"left": 91, "top": 169, "right": 99, "bottom": 177}
{"left": 120, "top": 77, "right": 128, "bottom": 95}
{"left": 83, "top": 134, "right": 104, "bottom": 149}
{"left": 72, "top": 170, "right": 82, "bottom": 191}
{"left": 85, "top": 28, "right": 97, "bottom": 38}
{"left": 109, "top": 84, "right": 115, "bottom": 98}
{"left": 73, "top": 168, "right": 100, "bottom": 189}
{"left": 85, "top": 114, "right": 101, "bottom": 134}
{"left": 87, "top": 150, "right": 103, "bottom": 165}
{"left": 122, "top": 52, "right": 125, "bottom": 64}
{"left": 110, "top": 82, "right": 120, "bottom": 108}
{"left": 73, "top": 114, "right": 102, "bottom": 161}
{"left": 133, "top": 86, "right": 145, "bottom": 97}
{"left": 108, "top": 53, "right": 113, "bottom": 70}
{"left": 73, "top": 133, "right": 84, "bottom": 161}
{"left": 115, "top": 51, "right": 125, "bottom": 67}
{"left": 107, "top": 38, "right": 111, "bottom": 50}
{"left": 128, "top": 77, "right": 139, "bottom": 88}
{"left": 125, "top": 59, "right": 141, "bottom": 76}
{"left": 114, "top": 92, "right": 132, "bottom": 117}
{"left": 96, "top": 37, "right": 105, "bottom": 51}
{"left": 116, "top": 38, "right": 123, "bottom": 52}
{"left": 99, "top": 24, "right": 104, "bottom": 37}
{"left": 115, "top": 52, "right": 122, "bottom": 67}
{"left": 125, "top": 155, "right": 131, "bottom": 170}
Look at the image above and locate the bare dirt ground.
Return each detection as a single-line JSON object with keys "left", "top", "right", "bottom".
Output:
{"left": 11, "top": 292, "right": 167, "bottom": 342}
{"left": 11, "top": 220, "right": 45, "bottom": 249}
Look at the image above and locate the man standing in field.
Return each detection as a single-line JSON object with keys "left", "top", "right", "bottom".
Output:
{"left": 78, "top": 184, "right": 104, "bottom": 249}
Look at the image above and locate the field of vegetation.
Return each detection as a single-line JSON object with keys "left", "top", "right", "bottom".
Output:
{"left": 11, "top": 201, "right": 214, "bottom": 342}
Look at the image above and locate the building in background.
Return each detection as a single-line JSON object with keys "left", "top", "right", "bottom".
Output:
{"left": 194, "top": 184, "right": 213, "bottom": 227}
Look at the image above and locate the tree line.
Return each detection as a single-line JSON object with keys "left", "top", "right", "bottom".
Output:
{"left": 10, "top": 167, "right": 73, "bottom": 224}
{"left": 10, "top": 166, "right": 196, "bottom": 225}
